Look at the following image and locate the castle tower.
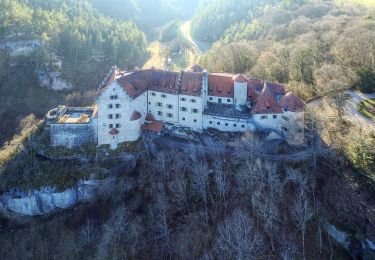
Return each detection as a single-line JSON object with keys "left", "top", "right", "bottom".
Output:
{"left": 233, "top": 74, "right": 248, "bottom": 111}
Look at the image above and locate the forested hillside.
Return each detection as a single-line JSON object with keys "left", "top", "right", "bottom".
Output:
{"left": 195, "top": 0, "right": 375, "bottom": 99}
{"left": 92, "top": 0, "right": 203, "bottom": 38}
{"left": 0, "top": 0, "right": 149, "bottom": 145}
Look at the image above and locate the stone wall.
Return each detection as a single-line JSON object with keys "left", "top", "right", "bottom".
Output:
{"left": 50, "top": 123, "right": 95, "bottom": 148}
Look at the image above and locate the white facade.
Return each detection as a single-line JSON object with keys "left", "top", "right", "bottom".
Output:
{"left": 178, "top": 94, "right": 203, "bottom": 130}
{"left": 234, "top": 81, "right": 248, "bottom": 111}
{"left": 97, "top": 81, "right": 147, "bottom": 146}
{"left": 52, "top": 68, "right": 305, "bottom": 149}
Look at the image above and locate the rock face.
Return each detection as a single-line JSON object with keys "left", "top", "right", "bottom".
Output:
{"left": 0, "top": 179, "right": 113, "bottom": 216}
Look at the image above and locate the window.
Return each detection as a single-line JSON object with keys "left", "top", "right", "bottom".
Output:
{"left": 115, "top": 104, "right": 120, "bottom": 108}
{"left": 157, "top": 102, "right": 163, "bottom": 107}
{"left": 182, "top": 117, "right": 186, "bottom": 121}
{"left": 282, "top": 126, "right": 288, "bottom": 132}
{"left": 217, "top": 122, "right": 221, "bottom": 125}
{"left": 233, "top": 124, "right": 237, "bottom": 127}
{"left": 116, "top": 124, "right": 121, "bottom": 128}
{"left": 148, "top": 102, "right": 151, "bottom": 105}
{"left": 266, "top": 106, "right": 271, "bottom": 109}
{"left": 180, "top": 107, "right": 187, "bottom": 112}
{"left": 225, "top": 123, "right": 229, "bottom": 126}
{"left": 241, "top": 125, "right": 245, "bottom": 128}
{"left": 151, "top": 92, "right": 156, "bottom": 96}
{"left": 209, "top": 121, "right": 213, "bottom": 124}
{"left": 273, "top": 115, "right": 277, "bottom": 119}
{"left": 181, "top": 97, "right": 186, "bottom": 101}
{"left": 192, "top": 108, "right": 199, "bottom": 113}
{"left": 110, "top": 95, "right": 118, "bottom": 100}
{"left": 190, "top": 99, "right": 196, "bottom": 103}
{"left": 161, "top": 94, "right": 167, "bottom": 98}
{"left": 282, "top": 116, "right": 289, "bottom": 121}
{"left": 108, "top": 114, "right": 113, "bottom": 119}
{"left": 167, "top": 104, "right": 173, "bottom": 109}
{"left": 109, "top": 124, "right": 113, "bottom": 129}
{"left": 167, "top": 113, "right": 173, "bottom": 118}
{"left": 218, "top": 98, "right": 222, "bottom": 103}
{"left": 148, "top": 110, "right": 151, "bottom": 113}
{"left": 260, "top": 115, "right": 268, "bottom": 120}
{"left": 227, "top": 99, "right": 231, "bottom": 102}
{"left": 116, "top": 114, "right": 121, "bottom": 119}
{"left": 158, "top": 111, "right": 163, "bottom": 116}
{"left": 227, "top": 91, "right": 231, "bottom": 94}
{"left": 209, "top": 97, "right": 213, "bottom": 101}
{"left": 108, "top": 104, "right": 113, "bottom": 109}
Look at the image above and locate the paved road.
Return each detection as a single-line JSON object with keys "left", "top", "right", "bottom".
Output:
{"left": 180, "top": 21, "right": 211, "bottom": 55}
{"left": 343, "top": 91, "right": 375, "bottom": 130}
{"left": 308, "top": 91, "right": 375, "bottom": 131}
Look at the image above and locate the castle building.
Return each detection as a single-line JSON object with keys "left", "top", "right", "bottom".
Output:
{"left": 47, "top": 65, "right": 306, "bottom": 149}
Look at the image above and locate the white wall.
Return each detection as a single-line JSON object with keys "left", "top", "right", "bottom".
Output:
{"left": 234, "top": 81, "right": 247, "bottom": 111}
{"left": 203, "top": 115, "right": 254, "bottom": 132}
{"left": 97, "top": 81, "right": 144, "bottom": 146}
{"left": 178, "top": 94, "right": 203, "bottom": 130}
{"left": 147, "top": 91, "right": 179, "bottom": 123}
{"left": 207, "top": 96, "right": 233, "bottom": 105}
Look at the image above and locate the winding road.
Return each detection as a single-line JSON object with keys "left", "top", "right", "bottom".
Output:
{"left": 180, "top": 21, "right": 211, "bottom": 55}
{"left": 343, "top": 91, "right": 375, "bottom": 130}
{"left": 308, "top": 91, "right": 375, "bottom": 131}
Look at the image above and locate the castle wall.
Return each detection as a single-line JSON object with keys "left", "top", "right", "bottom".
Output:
{"left": 178, "top": 94, "right": 203, "bottom": 130}
{"left": 202, "top": 114, "right": 254, "bottom": 132}
{"left": 50, "top": 123, "right": 94, "bottom": 148}
{"left": 147, "top": 91, "right": 179, "bottom": 123}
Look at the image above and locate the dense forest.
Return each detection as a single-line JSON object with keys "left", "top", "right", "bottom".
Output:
{"left": 194, "top": 0, "right": 375, "bottom": 97}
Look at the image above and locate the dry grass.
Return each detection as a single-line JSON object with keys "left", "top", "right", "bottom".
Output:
{"left": 336, "top": 0, "right": 375, "bottom": 7}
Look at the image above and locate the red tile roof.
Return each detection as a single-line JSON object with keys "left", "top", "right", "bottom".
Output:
{"left": 233, "top": 74, "right": 248, "bottom": 83}
{"left": 280, "top": 92, "right": 306, "bottom": 112}
{"left": 148, "top": 70, "right": 179, "bottom": 95}
{"left": 208, "top": 73, "right": 235, "bottom": 98}
{"left": 109, "top": 128, "right": 119, "bottom": 135}
{"left": 145, "top": 113, "right": 156, "bottom": 121}
{"left": 251, "top": 84, "right": 283, "bottom": 114}
{"left": 180, "top": 72, "right": 202, "bottom": 96}
{"left": 142, "top": 121, "right": 163, "bottom": 133}
{"left": 130, "top": 111, "right": 142, "bottom": 121}
{"left": 186, "top": 64, "right": 204, "bottom": 72}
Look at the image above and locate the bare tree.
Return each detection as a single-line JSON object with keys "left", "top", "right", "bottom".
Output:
{"left": 292, "top": 189, "right": 313, "bottom": 260}
{"left": 250, "top": 161, "right": 284, "bottom": 251}
{"left": 215, "top": 209, "right": 263, "bottom": 259}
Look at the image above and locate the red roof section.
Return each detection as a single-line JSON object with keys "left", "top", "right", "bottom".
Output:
{"left": 109, "top": 128, "right": 119, "bottom": 135}
{"left": 142, "top": 121, "right": 163, "bottom": 133}
{"left": 180, "top": 72, "right": 202, "bottom": 96}
{"left": 280, "top": 92, "right": 306, "bottom": 112}
{"left": 130, "top": 111, "right": 142, "bottom": 121}
{"left": 145, "top": 113, "right": 156, "bottom": 121}
{"left": 233, "top": 74, "right": 248, "bottom": 83}
{"left": 251, "top": 84, "right": 283, "bottom": 114}
{"left": 186, "top": 64, "right": 204, "bottom": 72}
{"left": 208, "top": 73, "right": 235, "bottom": 98}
